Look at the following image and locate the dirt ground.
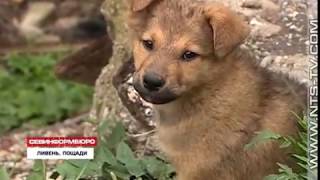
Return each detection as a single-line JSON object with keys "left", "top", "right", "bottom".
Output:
{"left": 0, "top": 0, "right": 106, "bottom": 52}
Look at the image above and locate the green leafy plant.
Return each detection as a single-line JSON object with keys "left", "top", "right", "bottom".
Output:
{"left": 55, "top": 121, "right": 175, "bottom": 180}
{"left": 27, "top": 160, "right": 46, "bottom": 180}
{"left": 246, "top": 113, "right": 308, "bottom": 180}
{"left": 0, "top": 54, "right": 93, "bottom": 134}
{"left": 0, "top": 166, "right": 10, "bottom": 180}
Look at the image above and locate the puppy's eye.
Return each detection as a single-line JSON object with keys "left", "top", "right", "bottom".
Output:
{"left": 142, "top": 40, "right": 154, "bottom": 50}
{"left": 181, "top": 51, "right": 199, "bottom": 61}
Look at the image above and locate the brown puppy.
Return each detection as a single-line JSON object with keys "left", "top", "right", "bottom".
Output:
{"left": 128, "top": 0, "right": 305, "bottom": 179}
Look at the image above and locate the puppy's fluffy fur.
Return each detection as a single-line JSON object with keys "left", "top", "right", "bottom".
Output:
{"left": 128, "top": 0, "right": 306, "bottom": 179}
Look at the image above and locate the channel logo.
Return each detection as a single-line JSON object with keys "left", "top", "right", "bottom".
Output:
{"left": 25, "top": 137, "right": 97, "bottom": 160}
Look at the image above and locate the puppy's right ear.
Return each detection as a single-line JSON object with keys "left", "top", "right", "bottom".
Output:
{"left": 130, "top": 0, "right": 156, "bottom": 12}
{"left": 129, "top": 0, "right": 158, "bottom": 31}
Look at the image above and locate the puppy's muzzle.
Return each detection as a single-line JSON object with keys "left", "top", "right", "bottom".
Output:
{"left": 133, "top": 72, "right": 178, "bottom": 104}
{"left": 143, "top": 72, "right": 165, "bottom": 92}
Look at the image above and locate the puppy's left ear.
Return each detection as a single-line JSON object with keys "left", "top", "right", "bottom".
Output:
{"left": 130, "top": 0, "right": 156, "bottom": 12}
{"left": 203, "top": 4, "right": 250, "bottom": 58}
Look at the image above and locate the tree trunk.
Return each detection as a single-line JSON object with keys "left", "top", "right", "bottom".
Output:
{"left": 89, "top": 0, "right": 131, "bottom": 122}
{"left": 87, "top": 0, "right": 157, "bottom": 154}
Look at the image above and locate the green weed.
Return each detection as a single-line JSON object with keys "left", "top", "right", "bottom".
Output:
{"left": 0, "top": 54, "right": 93, "bottom": 134}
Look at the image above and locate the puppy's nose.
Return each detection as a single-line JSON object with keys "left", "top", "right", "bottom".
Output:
{"left": 143, "top": 73, "right": 165, "bottom": 91}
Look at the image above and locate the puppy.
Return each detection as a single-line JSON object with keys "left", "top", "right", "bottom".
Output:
{"left": 128, "top": 0, "right": 305, "bottom": 179}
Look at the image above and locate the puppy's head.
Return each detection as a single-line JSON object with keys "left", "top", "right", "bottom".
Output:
{"left": 129, "top": 0, "right": 249, "bottom": 104}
